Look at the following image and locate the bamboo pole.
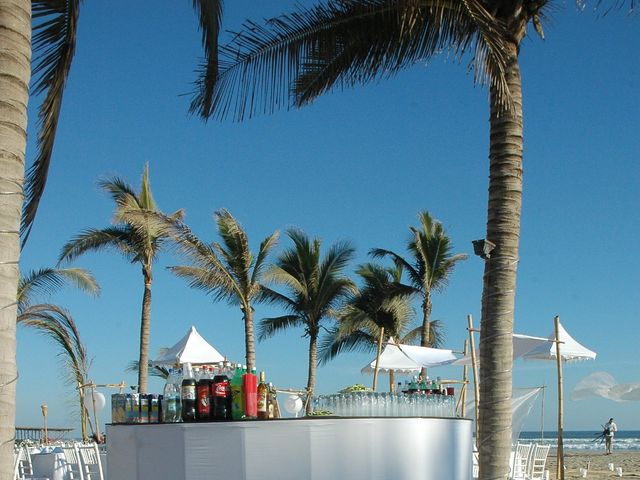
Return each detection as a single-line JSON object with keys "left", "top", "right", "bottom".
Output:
{"left": 372, "top": 327, "right": 385, "bottom": 391}
{"left": 461, "top": 339, "right": 469, "bottom": 418}
{"left": 554, "top": 315, "right": 565, "bottom": 480}
{"left": 467, "top": 314, "right": 480, "bottom": 441}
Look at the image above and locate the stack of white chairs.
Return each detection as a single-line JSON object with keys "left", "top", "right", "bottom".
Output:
{"left": 75, "top": 443, "right": 105, "bottom": 480}
{"left": 13, "top": 444, "right": 50, "bottom": 480}
{"left": 527, "top": 444, "right": 550, "bottom": 480}
{"left": 61, "top": 444, "right": 85, "bottom": 480}
{"left": 509, "top": 442, "right": 533, "bottom": 480}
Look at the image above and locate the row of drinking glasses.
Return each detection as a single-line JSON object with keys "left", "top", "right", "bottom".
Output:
{"left": 313, "top": 392, "right": 456, "bottom": 418}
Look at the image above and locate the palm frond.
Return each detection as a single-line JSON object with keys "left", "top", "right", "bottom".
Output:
{"left": 58, "top": 226, "right": 135, "bottom": 265}
{"left": 190, "top": 0, "right": 223, "bottom": 117}
{"left": 257, "top": 286, "right": 300, "bottom": 312}
{"left": 126, "top": 360, "right": 169, "bottom": 379}
{"left": 257, "top": 315, "right": 304, "bottom": 341}
{"left": 250, "top": 230, "right": 280, "bottom": 286}
{"left": 21, "top": 0, "right": 81, "bottom": 243}
{"left": 168, "top": 265, "right": 239, "bottom": 304}
{"left": 18, "top": 267, "right": 100, "bottom": 313}
{"left": 318, "top": 327, "right": 375, "bottom": 364}
{"left": 98, "top": 176, "right": 139, "bottom": 213}
{"left": 201, "top": 0, "right": 511, "bottom": 121}
{"left": 18, "top": 304, "right": 90, "bottom": 388}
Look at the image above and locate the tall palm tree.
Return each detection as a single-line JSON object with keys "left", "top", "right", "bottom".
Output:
{"left": 371, "top": 211, "right": 467, "bottom": 352}
{"left": 319, "top": 262, "right": 424, "bottom": 390}
{"left": 17, "top": 267, "right": 99, "bottom": 440}
{"left": 258, "top": 229, "right": 355, "bottom": 414}
{"left": 58, "top": 165, "right": 182, "bottom": 394}
{"left": 191, "top": 2, "right": 556, "bottom": 469}
{"left": 0, "top": 2, "right": 222, "bottom": 471}
{"left": 168, "top": 209, "right": 279, "bottom": 373}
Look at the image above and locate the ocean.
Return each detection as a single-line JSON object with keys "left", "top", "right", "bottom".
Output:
{"left": 519, "top": 431, "right": 640, "bottom": 453}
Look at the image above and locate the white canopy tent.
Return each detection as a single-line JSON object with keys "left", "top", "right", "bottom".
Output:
{"left": 521, "top": 317, "right": 596, "bottom": 480}
{"left": 521, "top": 322, "right": 596, "bottom": 362}
{"left": 152, "top": 326, "right": 225, "bottom": 366}
{"left": 452, "top": 333, "right": 549, "bottom": 366}
{"left": 361, "top": 339, "right": 458, "bottom": 374}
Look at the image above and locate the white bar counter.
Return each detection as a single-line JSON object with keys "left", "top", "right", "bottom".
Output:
{"left": 107, "top": 416, "right": 473, "bottom": 480}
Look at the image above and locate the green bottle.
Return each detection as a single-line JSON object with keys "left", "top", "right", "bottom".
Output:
{"left": 230, "top": 363, "right": 245, "bottom": 420}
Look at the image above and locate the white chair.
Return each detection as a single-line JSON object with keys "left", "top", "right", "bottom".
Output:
{"left": 61, "top": 445, "right": 85, "bottom": 480}
{"left": 75, "top": 443, "right": 104, "bottom": 480}
{"left": 14, "top": 445, "right": 34, "bottom": 479}
{"left": 528, "top": 444, "right": 550, "bottom": 480}
{"left": 509, "top": 442, "right": 532, "bottom": 479}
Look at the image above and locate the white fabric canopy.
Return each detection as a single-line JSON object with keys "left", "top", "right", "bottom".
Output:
{"left": 465, "top": 387, "right": 543, "bottom": 444}
{"left": 361, "top": 339, "right": 458, "bottom": 374}
{"left": 522, "top": 322, "right": 596, "bottom": 362}
{"left": 452, "top": 333, "right": 549, "bottom": 366}
{"left": 570, "top": 371, "right": 640, "bottom": 402}
{"left": 152, "top": 326, "right": 224, "bottom": 365}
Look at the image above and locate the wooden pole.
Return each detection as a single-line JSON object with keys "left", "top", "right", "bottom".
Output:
{"left": 90, "top": 384, "right": 102, "bottom": 444}
{"left": 554, "top": 315, "right": 565, "bottom": 480}
{"left": 372, "top": 327, "right": 385, "bottom": 392}
{"left": 461, "top": 339, "right": 469, "bottom": 418}
{"left": 389, "top": 369, "right": 395, "bottom": 393}
{"left": 467, "top": 314, "right": 480, "bottom": 441}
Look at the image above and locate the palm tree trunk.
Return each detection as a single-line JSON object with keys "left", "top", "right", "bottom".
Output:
{"left": 419, "top": 295, "right": 432, "bottom": 347}
{"left": 305, "top": 332, "right": 318, "bottom": 415}
{"left": 478, "top": 43, "right": 523, "bottom": 480}
{"left": 137, "top": 265, "right": 153, "bottom": 393}
{"left": 420, "top": 296, "right": 432, "bottom": 378}
{"left": 243, "top": 304, "right": 256, "bottom": 372}
{"left": 0, "top": 1, "right": 31, "bottom": 475}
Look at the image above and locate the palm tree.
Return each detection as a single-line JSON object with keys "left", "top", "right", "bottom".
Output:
{"left": 17, "top": 267, "right": 100, "bottom": 440}
{"left": 258, "top": 229, "right": 355, "bottom": 414}
{"left": 319, "top": 262, "right": 423, "bottom": 391}
{"left": 0, "top": 2, "right": 222, "bottom": 470}
{"left": 191, "top": 4, "right": 549, "bottom": 471}
{"left": 370, "top": 211, "right": 467, "bottom": 352}
{"left": 168, "top": 209, "right": 279, "bottom": 373}
{"left": 58, "top": 165, "right": 182, "bottom": 394}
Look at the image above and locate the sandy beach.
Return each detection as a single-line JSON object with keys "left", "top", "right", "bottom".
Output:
{"left": 546, "top": 452, "right": 640, "bottom": 479}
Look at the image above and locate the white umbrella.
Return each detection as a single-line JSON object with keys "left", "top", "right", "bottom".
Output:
{"left": 152, "top": 326, "right": 225, "bottom": 366}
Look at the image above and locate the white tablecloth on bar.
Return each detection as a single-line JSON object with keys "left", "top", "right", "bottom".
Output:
{"left": 107, "top": 417, "right": 473, "bottom": 480}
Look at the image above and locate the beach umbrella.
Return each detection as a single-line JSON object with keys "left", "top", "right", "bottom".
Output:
{"left": 522, "top": 316, "right": 596, "bottom": 480}
{"left": 152, "top": 326, "right": 225, "bottom": 366}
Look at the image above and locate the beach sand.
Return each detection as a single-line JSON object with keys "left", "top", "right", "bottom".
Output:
{"left": 546, "top": 451, "right": 640, "bottom": 479}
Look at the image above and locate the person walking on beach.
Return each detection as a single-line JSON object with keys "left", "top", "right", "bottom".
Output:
{"left": 604, "top": 418, "right": 617, "bottom": 454}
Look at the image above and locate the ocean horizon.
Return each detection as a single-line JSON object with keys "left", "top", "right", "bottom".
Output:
{"left": 519, "top": 430, "right": 640, "bottom": 453}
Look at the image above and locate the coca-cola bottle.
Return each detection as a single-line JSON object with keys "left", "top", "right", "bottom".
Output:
{"left": 181, "top": 363, "right": 197, "bottom": 422}
{"left": 212, "top": 370, "right": 231, "bottom": 420}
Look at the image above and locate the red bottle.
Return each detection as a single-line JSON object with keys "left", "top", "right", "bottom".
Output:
{"left": 243, "top": 370, "right": 258, "bottom": 419}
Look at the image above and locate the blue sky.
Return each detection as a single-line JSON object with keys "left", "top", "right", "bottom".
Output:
{"left": 16, "top": 1, "right": 639, "bottom": 435}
